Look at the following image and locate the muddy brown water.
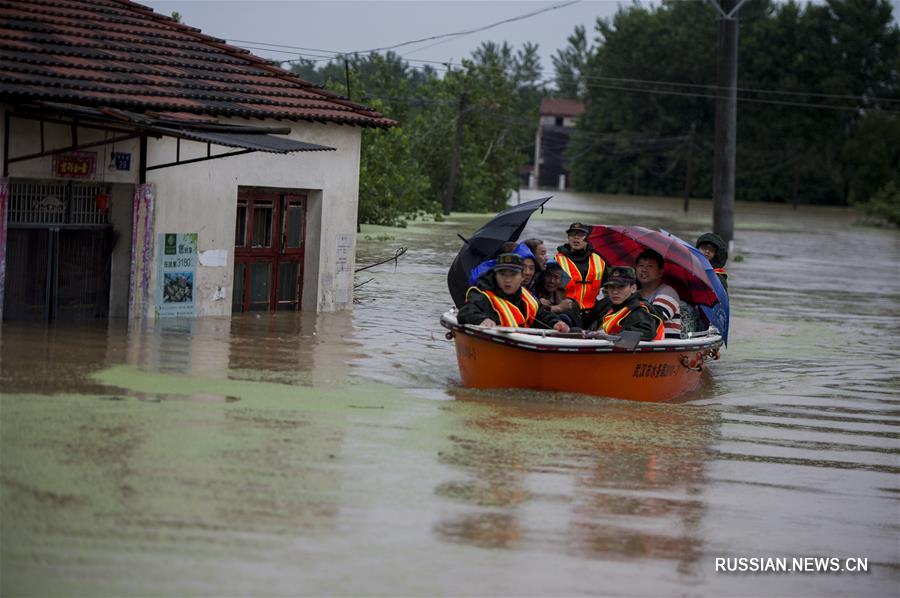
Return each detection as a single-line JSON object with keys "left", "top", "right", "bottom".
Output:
{"left": 2, "top": 191, "right": 898, "bottom": 596}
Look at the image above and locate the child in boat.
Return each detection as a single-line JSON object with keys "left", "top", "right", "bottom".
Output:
{"left": 457, "top": 253, "right": 569, "bottom": 332}
{"left": 556, "top": 223, "right": 607, "bottom": 316}
{"left": 696, "top": 232, "right": 729, "bottom": 291}
{"left": 635, "top": 249, "right": 682, "bottom": 339}
{"left": 523, "top": 238, "right": 548, "bottom": 271}
{"left": 583, "top": 266, "right": 664, "bottom": 341}
{"left": 535, "top": 261, "right": 582, "bottom": 328}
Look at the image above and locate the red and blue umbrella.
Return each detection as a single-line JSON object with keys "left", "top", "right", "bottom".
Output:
{"left": 587, "top": 225, "right": 729, "bottom": 343}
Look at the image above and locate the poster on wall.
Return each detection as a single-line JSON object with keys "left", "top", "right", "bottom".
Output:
{"left": 335, "top": 233, "right": 352, "bottom": 305}
{"left": 156, "top": 233, "right": 197, "bottom": 317}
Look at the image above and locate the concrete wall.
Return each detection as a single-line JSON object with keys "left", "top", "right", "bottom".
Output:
{"left": 2, "top": 104, "right": 363, "bottom": 318}
{"left": 539, "top": 115, "right": 579, "bottom": 128}
{"left": 107, "top": 182, "right": 134, "bottom": 318}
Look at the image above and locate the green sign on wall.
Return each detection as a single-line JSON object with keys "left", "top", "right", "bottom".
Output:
{"left": 156, "top": 233, "right": 197, "bottom": 317}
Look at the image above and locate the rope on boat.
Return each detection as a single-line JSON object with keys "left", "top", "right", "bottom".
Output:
{"left": 681, "top": 346, "right": 721, "bottom": 371}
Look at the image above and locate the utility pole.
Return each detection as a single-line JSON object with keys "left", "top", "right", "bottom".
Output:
{"left": 712, "top": 0, "right": 745, "bottom": 245}
{"left": 683, "top": 122, "right": 696, "bottom": 213}
{"left": 343, "top": 58, "right": 352, "bottom": 101}
{"left": 443, "top": 91, "right": 467, "bottom": 215}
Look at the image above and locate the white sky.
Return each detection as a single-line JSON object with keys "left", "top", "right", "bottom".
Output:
{"left": 140, "top": 1, "right": 626, "bottom": 80}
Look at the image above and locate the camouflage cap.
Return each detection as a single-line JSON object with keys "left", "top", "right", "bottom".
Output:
{"left": 566, "top": 222, "right": 591, "bottom": 236}
{"left": 603, "top": 265, "right": 637, "bottom": 286}
{"left": 493, "top": 253, "right": 524, "bottom": 272}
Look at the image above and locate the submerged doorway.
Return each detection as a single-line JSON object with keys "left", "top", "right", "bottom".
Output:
{"left": 233, "top": 187, "right": 306, "bottom": 312}
{"left": 3, "top": 180, "right": 114, "bottom": 323}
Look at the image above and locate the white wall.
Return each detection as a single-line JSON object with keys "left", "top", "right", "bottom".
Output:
{"left": 145, "top": 118, "right": 362, "bottom": 316}
{"left": 2, "top": 104, "right": 364, "bottom": 318}
{"left": 2, "top": 107, "right": 141, "bottom": 185}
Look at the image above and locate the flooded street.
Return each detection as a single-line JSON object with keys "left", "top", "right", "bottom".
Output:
{"left": 2, "top": 191, "right": 898, "bottom": 596}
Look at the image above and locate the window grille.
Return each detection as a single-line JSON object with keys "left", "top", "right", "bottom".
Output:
{"left": 8, "top": 180, "right": 111, "bottom": 225}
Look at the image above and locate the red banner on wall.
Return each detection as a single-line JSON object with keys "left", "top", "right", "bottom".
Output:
{"left": 53, "top": 151, "right": 97, "bottom": 179}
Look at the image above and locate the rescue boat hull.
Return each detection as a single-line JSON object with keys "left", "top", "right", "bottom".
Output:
{"left": 442, "top": 312, "right": 722, "bottom": 402}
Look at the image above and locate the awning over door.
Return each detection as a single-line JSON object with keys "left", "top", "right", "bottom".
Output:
{"left": 3, "top": 102, "right": 337, "bottom": 177}
{"left": 151, "top": 127, "right": 334, "bottom": 153}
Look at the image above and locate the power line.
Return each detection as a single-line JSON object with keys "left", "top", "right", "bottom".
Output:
{"left": 227, "top": 0, "right": 580, "bottom": 61}
{"left": 575, "top": 73, "right": 900, "bottom": 105}
{"left": 232, "top": 37, "right": 897, "bottom": 108}
{"left": 349, "top": 1, "right": 581, "bottom": 54}
{"left": 572, "top": 79, "right": 900, "bottom": 113}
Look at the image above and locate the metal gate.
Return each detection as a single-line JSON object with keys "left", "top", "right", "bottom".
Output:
{"left": 3, "top": 180, "right": 114, "bottom": 322}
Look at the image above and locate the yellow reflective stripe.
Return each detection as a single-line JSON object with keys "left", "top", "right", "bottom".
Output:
{"left": 556, "top": 254, "right": 577, "bottom": 279}
{"left": 589, "top": 254, "right": 605, "bottom": 282}
{"left": 521, "top": 289, "right": 539, "bottom": 325}
{"left": 602, "top": 306, "right": 631, "bottom": 333}
{"left": 483, "top": 290, "right": 526, "bottom": 327}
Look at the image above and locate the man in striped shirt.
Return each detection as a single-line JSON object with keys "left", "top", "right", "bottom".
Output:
{"left": 635, "top": 249, "right": 682, "bottom": 339}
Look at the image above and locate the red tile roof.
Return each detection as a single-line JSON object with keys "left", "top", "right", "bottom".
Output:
{"left": 0, "top": 0, "right": 396, "bottom": 128}
{"left": 539, "top": 98, "right": 585, "bottom": 118}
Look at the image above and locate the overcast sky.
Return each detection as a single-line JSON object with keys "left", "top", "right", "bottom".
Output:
{"left": 141, "top": 1, "right": 626, "bottom": 80}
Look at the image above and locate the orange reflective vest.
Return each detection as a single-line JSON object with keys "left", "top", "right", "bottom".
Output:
{"left": 714, "top": 267, "right": 728, "bottom": 279}
{"left": 557, "top": 252, "right": 606, "bottom": 309}
{"left": 600, "top": 304, "right": 665, "bottom": 341}
{"left": 469, "top": 287, "right": 539, "bottom": 327}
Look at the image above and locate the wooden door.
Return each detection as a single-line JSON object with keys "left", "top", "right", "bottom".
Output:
{"left": 233, "top": 188, "right": 306, "bottom": 313}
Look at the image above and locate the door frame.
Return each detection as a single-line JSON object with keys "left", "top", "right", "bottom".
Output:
{"left": 233, "top": 187, "right": 307, "bottom": 312}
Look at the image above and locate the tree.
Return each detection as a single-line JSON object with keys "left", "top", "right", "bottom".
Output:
{"left": 552, "top": 25, "right": 593, "bottom": 99}
{"left": 284, "top": 42, "right": 541, "bottom": 225}
{"left": 562, "top": 0, "right": 899, "bottom": 207}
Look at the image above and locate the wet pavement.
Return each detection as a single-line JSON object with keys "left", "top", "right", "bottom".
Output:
{"left": 2, "top": 191, "right": 898, "bottom": 596}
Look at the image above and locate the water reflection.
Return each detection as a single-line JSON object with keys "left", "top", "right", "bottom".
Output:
{"left": 434, "top": 390, "right": 716, "bottom": 576}
{"left": 2, "top": 194, "right": 898, "bottom": 596}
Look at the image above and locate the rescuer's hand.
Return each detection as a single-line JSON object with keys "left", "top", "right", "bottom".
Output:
{"left": 553, "top": 321, "right": 570, "bottom": 333}
{"left": 480, "top": 319, "right": 496, "bottom": 328}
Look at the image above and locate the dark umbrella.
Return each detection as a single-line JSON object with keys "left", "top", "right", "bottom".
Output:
{"left": 447, "top": 196, "right": 552, "bottom": 307}
{"left": 587, "top": 225, "right": 729, "bottom": 342}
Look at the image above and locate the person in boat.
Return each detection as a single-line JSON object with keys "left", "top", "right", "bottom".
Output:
{"left": 583, "top": 265, "right": 664, "bottom": 341}
{"left": 696, "top": 232, "right": 729, "bottom": 291}
{"left": 467, "top": 241, "right": 537, "bottom": 289}
{"left": 534, "top": 261, "right": 581, "bottom": 328}
{"left": 500, "top": 241, "right": 538, "bottom": 291}
{"left": 523, "top": 238, "right": 548, "bottom": 271}
{"left": 555, "top": 223, "right": 607, "bottom": 316}
{"left": 635, "top": 249, "right": 682, "bottom": 339}
{"left": 457, "top": 253, "right": 570, "bottom": 332}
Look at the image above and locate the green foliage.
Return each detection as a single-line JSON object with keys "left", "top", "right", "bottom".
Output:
{"left": 856, "top": 181, "right": 900, "bottom": 227}
{"left": 842, "top": 112, "right": 900, "bottom": 206}
{"left": 358, "top": 125, "right": 433, "bottom": 227}
{"left": 287, "top": 44, "right": 541, "bottom": 225}
{"left": 563, "top": 0, "right": 900, "bottom": 206}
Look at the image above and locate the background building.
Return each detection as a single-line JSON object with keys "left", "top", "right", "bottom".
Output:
{"left": 532, "top": 98, "right": 585, "bottom": 190}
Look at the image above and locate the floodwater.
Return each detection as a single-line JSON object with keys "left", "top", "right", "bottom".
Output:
{"left": 2, "top": 191, "right": 898, "bottom": 597}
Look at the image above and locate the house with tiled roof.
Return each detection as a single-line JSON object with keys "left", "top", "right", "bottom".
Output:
{"left": 531, "top": 98, "right": 584, "bottom": 190}
{"left": 0, "top": 0, "right": 395, "bottom": 322}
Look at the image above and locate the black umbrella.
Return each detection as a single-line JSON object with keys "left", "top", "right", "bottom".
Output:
{"left": 446, "top": 196, "right": 552, "bottom": 307}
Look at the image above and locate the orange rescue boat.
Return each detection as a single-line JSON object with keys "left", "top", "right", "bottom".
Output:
{"left": 441, "top": 310, "right": 723, "bottom": 402}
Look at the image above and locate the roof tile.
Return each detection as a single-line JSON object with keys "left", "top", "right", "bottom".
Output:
{"left": 0, "top": 0, "right": 396, "bottom": 127}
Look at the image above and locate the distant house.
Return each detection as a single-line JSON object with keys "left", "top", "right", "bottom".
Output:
{"left": 0, "top": 0, "right": 395, "bottom": 323}
{"left": 532, "top": 98, "right": 585, "bottom": 190}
